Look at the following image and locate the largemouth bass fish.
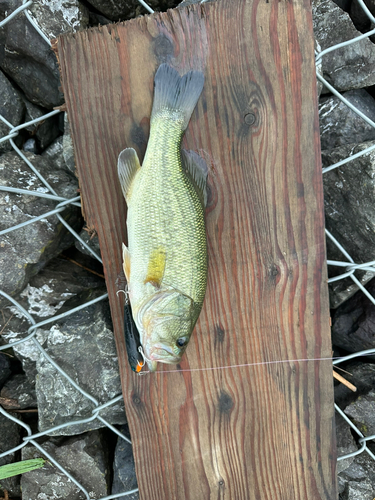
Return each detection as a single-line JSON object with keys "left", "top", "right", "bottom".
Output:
{"left": 118, "top": 64, "right": 207, "bottom": 372}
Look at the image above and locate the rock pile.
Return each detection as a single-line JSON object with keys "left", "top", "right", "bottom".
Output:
{"left": 314, "top": 0, "right": 375, "bottom": 498}
{"left": 0, "top": 0, "right": 375, "bottom": 498}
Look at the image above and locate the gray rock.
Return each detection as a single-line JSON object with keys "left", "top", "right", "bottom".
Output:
{"left": 322, "top": 141, "right": 375, "bottom": 269}
{"left": 329, "top": 270, "right": 375, "bottom": 309}
{"left": 335, "top": 362, "right": 375, "bottom": 410}
{"left": 313, "top": 0, "right": 375, "bottom": 91}
{"left": 85, "top": 0, "right": 179, "bottom": 21}
{"left": 315, "top": 39, "right": 324, "bottom": 97}
{"left": 0, "top": 69, "right": 25, "bottom": 152}
{"left": 41, "top": 136, "right": 66, "bottom": 170}
{"left": 36, "top": 299, "right": 126, "bottom": 435}
{"left": 350, "top": 0, "right": 375, "bottom": 33}
{"left": 28, "top": 0, "right": 89, "bottom": 39}
{"left": 332, "top": 280, "right": 375, "bottom": 355}
{"left": 0, "top": 373, "right": 37, "bottom": 409}
{"left": 1, "top": 257, "right": 105, "bottom": 385}
{"left": 88, "top": 10, "right": 112, "bottom": 26}
{"left": 0, "top": 353, "right": 11, "bottom": 389}
{"left": 63, "top": 113, "right": 76, "bottom": 175}
{"left": 23, "top": 97, "right": 60, "bottom": 151}
{"left": 23, "top": 138, "right": 37, "bottom": 153}
{"left": 0, "top": 151, "right": 82, "bottom": 300}
{"left": 75, "top": 227, "right": 102, "bottom": 259}
{"left": 0, "top": 411, "right": 22, "bottom": 498}
{"left": 319, "top": 91, "right": 375, "bottom": 150}
{"left": 339, "top": 449, "right": 375, "bottom": 500}
{"left": 336, "top": 412, "right": 358, "bottom": 474}
{"left": 344, "top": 389, "right": 375, "bottom": 435}
{"left": 0, "top": 0, "right": 63, "bottom": 109}
{"left": 21, "top": 430, "right": 110, "bottom": 500}
{"left": 112, "top": 426, "right": 138, "bottom": 500}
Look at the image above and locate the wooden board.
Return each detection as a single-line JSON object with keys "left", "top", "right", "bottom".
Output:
{"left": 55, "top": 1, "right": 337, "bottom": 498}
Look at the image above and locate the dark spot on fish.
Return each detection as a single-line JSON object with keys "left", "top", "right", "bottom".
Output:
{"left": 218, "top": 390, "right": 233, "bottom": 415}
{"left": 214, "top": 324, "right": 225, "bottom": 343}
{"left": 153, "top": 34, "right": 174, "bottom": 63}
{"left": 132, "top": 394, "right": 142, "bottom": 406}
{"left": 130, "top": 123, "right": 146, "bottom": 151}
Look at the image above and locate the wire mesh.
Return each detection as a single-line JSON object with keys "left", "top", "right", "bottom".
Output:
{"left": 0, "top": 0, "right": 374, "bottom": 498}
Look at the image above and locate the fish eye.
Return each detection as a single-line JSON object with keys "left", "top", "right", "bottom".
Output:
{"left": 176, "top": 337, "right": 187, "bottom": 348}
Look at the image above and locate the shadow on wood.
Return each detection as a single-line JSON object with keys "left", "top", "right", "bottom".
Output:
{"left": 54, "top": 0, "right": 337, "bottom": 498}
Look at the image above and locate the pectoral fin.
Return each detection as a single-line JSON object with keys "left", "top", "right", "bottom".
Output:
{"left": 144, "top": 247, "right": 166, "bottom": 288}
{"left": 181, "top": 149, "right": 208, "bottom": 207}
{"left": 118, "top": 148, "right": 141, "bottom": 202}
{"left": 122, "top": 243, "right": 131, "bottom": 281}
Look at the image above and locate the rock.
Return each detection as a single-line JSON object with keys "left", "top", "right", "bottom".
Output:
{"left": 335, "top": 362, "right": 375, "bottom": 409}
{"left": 85, "top": 0, "right": 179, "bottom": 21}
{"left": 332, "top": 279, "right": 375, "bottom": 354}
{"left": 329, "top": 271, "right": 375, "bottom": 309}
{"left": 88, "top": 10, "right": 112, "bottom": 26}
{"left": 28, "top": 0, "right": 89, "bottom": 39}
{"left": 323, "top": 138, "right": 375, "bottom": 308}
{"left": 23, "top": 97, "right": 60, "bottom": 151}
{"left": 315, "top": 39, "right": 324, "bottom": 97}
{"left": 0, "top": 151, "right": 82, "bottom": 300}
{"left": 0, "top": 412, "right": 22, "bottom": 498}
{"left": 336, "top": 412, "right": 358, "bottom": 474}
{"left": 0, "top": 373, "right": 37, "bottom": 409}
{"left": 313, "top": 0, "right": 375, "bottom": 91}
{"left": 21, "top": 430, "right": 110, "bottom": 500}
{"left": 112, "top": 426, "right": 139, "bottom": 500}
{"left": 63, "top": 113, "right": 76, "bottom": 175}
{"left": 41, "top": 136, "right": 66, "bottom": 170}
{"left": 75, "top": 227, "right": 102, "bottom": 259}
{"left": 0, "top": 0, "right": 63, "bottom": 109}
{"left": 0, "top": 353, "right": 11, "bottom": 389}
{"left": 350, "top": 0, "right": 375, "bottom": 33}
{"left": 319, "top": 91, "right": 375, "bottom": 150}
{"left": 344, "top": 389, "right": 375, "bottom": 435}
{"left": 36, "top": 299, "right": 126, "bottom": 435}
{"left": 23, "top": 138, "right": 38, "bottom": 153}
{"left": 339, "top": 448, "right": 375, "bottom": 499}
{"left": 322, "top": 141, "right": 375, "bottom": 269}
{"left": 332, "top": 0, "right": 352, "bottom": 11}
{"left": 0, "top": 69, "right": 25, "bottom": 153}
{"left": 1, "top": 256, "right": 105, "bottom": 384}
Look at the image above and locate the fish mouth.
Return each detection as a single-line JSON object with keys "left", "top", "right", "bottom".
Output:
{"left": 145, "top": 344, "right": 180, "bottom": 364}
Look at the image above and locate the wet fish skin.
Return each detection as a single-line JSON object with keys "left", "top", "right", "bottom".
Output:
{"left": 118, "top": 64, "right": 207, "bottom": 372}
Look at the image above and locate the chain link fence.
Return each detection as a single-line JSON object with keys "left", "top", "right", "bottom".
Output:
{"left": 0, "top": 0, "right": 374, "bottom": 498}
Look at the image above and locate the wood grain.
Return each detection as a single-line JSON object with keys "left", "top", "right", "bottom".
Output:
{"left": 55, "top": 1, "right": 337, "bottom": 498}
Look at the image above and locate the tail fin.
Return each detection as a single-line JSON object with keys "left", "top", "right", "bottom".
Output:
{"left": 151, "top": 64, "right": 204, "bottom": 130}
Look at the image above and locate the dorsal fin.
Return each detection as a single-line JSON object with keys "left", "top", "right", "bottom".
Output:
{"left": 181, "top": 149, "right": 208, "bottom": 207}
{"left": 117, "top": 148, "right": 141, "bottom": 202}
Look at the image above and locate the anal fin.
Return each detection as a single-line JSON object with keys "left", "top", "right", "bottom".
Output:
{"left": 122, "top": 243, "right": 131, "bottom": 282}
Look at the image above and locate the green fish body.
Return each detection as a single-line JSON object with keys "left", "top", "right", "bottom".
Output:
{"left": 118, "top": 64, "right": 207, "bottom": 372}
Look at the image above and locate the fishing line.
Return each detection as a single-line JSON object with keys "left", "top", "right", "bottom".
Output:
{"left": 136, "top": 353, "right": 373, "bottom": 376}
